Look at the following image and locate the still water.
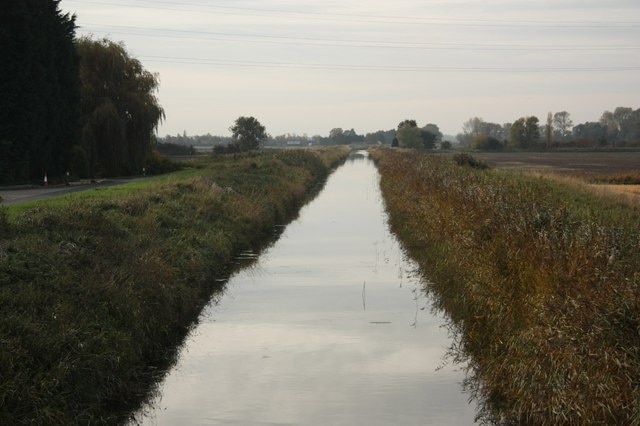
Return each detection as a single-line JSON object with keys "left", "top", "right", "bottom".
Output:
{"left": 134, "top": 151, "right": 476, "bottom": 425}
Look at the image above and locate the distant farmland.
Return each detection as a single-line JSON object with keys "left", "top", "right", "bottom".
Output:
{"left": 466, "top": 151, "right": 640, "bottom": 174}
{"left": 465, "top": 151, "right": 640, "bottom": 204}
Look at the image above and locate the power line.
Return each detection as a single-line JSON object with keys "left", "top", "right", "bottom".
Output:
{"left": 64, "top": 0, "right": 640, "bottom": 28}
{"left": 139, "top": 55, "right": 640, "bottom": 73}
{"left": 79, "top": 23, "right": 640, "bottom": 52}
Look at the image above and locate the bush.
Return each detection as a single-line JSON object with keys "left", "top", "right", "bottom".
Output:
{"left": 212, "top": 143, "right": 241, "bottom": 155}
{"left": 145, "top": 150, "right": 180, "bottom": 175}
{"left": 452, "top": 153, "right": 488, "bottom": 169}
{"left": 471, "top": 135, "right": 503, "bottom": 151}
{"left": 155, "top": 143, "right": 196, "bottom": 156}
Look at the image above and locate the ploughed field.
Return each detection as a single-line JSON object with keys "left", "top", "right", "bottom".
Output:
{"left": 467, "top": 150, "right": 640, "bottom": 203}
{"left": 466, "top": 151, "right": 639, "bottom": 173}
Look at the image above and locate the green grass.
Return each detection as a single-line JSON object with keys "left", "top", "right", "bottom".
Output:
{"left": 5, "top": 168, "right": 205, "bottom": 218}
{"left": 0, "top": 147, "right": 349, "bottom": 424}
{"left": 371, "top": 147, "right": 640, "bottom": 424}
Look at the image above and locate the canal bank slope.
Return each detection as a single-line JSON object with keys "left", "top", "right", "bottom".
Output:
{"left": 372, "top": 147, "right": 640, "bottom": 424}
{"left": 0, "top": 148, "right": 349, "bottom": 424}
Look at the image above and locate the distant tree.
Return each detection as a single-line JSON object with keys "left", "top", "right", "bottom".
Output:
{"left": 230, "top": 116, "right": 267, "bottom": 151}
{"left": 391, "top": 137, "right": 399, "bottom": 147}
{"left": 632, "top": 109, "right": 640, "bottom": 144}
{"left": 422, "top": 123, "right": 443, "bottom": 143}
{"left": 328, "top": 127, "right": 345, "bottom": 144}
{"left": 458, "top": 117, "right": 508, "bottom": 147}
{"left": 77, "top": 37, "right": 164, "bottom": 177}
{"left": 601, "top": 107, "right": 637, "bottom": 146}
{"left": 364, "top": 130, "right": 386, "bottom": 144}
{"left": 509, "top": 116, "right": 539, "bottom": 149}
{"left": 0, "top": 0, "right": 80, "bottom": 183}
{"left": 552, "top": 111, "right": 573, "bottom": 140}
{"left": 471, "top": 135, "right": 503, "bottom": 151}
{"left": 440, "top": 140, "right": 452, "bottom": 150}
{"left": 545, "top": 112, "right": 553, "bottom": 148}
{"left": 509, "top": 118, "right": 526, "bottom": 148}
{"left": 395, "top": 120, "right": 440, "bottom": 149}
{"left": 613, "top": 107, "right": 634, "bottom": 140}
{"left": 343, "top": 128, "right": 365, "bottom": 144}
{"left": 524, "top": 116, "right": 540, "bottom": 147}
{"left": 573, "top": 122, "right": 608, "bottom": 146}
{"left": 421, "top": 129, "right": 437, "bottom": 149}
{"left": 485, "top": 122, "right": 507, "bottom": 141}
{"left": 398, "top": 119, "right": 417, "bottom": 129}
{"left": 501, "top": 123, "right": 512, "bottom": 142}
{"left": 396, "top": 120, "right": 422, "bottom": 149}
{"left": 462, "top": 117, "right": 483, "bottom": 138}
{"left": 397, "top": 126, "right": 422, "bottom": 149}
{"left": 456, "top": 133, "right": 471, "bottom": 147}
{"left": 365, "top": 129, "right": 396, "bottom": 145}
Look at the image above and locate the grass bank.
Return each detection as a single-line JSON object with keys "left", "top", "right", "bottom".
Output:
{"left": 0, "top": 147, "right": 349, "bottom": 424}
{"left": 371, "top": 147, "right": 640, "bottom": 424}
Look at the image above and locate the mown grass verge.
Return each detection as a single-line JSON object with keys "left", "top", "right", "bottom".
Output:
{"left": 371, "top": 147, "right": 640, "bottom": 424}
{"left": 0, "top": 147, "right": 349, "bottom": 424}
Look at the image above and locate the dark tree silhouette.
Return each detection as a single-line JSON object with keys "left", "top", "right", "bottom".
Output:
{"left": 0, "top": 0, "right": 79, "bottom": 183}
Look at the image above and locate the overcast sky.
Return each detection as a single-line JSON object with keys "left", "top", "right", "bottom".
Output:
{"left": 59, "top": 0, "right": 640, "bottom": 138}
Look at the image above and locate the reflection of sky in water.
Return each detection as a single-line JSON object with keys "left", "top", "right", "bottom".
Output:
{"left": 135, "top": 152, "right": 476, "bottom": 425}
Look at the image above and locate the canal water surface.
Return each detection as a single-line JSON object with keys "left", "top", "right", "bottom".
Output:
{"left": 134, "top": 151, "right": 476, "bottom": 425}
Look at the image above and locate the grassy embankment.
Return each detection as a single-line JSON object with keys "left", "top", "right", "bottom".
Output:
{"left": 0, "top": 147, "right": 349, "bottom": 424}
{"left": 371, "top": 148, "right": 640, "bottom": 424}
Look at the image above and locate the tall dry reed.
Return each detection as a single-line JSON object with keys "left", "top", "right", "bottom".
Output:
{"left": 372, "top": 147, "right": 640, "bottom": 424}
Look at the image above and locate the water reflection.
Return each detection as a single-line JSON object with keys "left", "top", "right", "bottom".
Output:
{"left": 133, "top": 151, "right": 476, "bottom": 425}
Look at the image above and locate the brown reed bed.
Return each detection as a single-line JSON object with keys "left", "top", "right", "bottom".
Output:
{"left": 371, "top": 147, "right": 640, "bottom": 424}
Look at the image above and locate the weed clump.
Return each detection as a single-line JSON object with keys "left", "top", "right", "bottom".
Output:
{"left": 453, "top": 153, "right": 489, "bottom": 169}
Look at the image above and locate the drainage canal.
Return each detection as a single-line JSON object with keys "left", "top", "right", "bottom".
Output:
{"left": 133, "top": 151, "right": 476, "bottom": 425}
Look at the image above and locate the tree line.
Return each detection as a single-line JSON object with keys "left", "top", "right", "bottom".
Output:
{"left": 264, "top": 123, "right": 443, "bottom": 148}
{"left": 158, "top": 132, "right": 231, "bottom": 147}
{"left": 0, "top": 1, "right": 164, "bottom": 184}
{"left": 458, "top": 107, "right": 640, "bottom": 151}
{"left": 158, "top": 106, "right": 638, "bottom": 155}
{"left": 167, "top": 123, "right": 445, "bottom": 149}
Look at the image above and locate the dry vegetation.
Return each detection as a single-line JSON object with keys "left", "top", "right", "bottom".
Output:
{"left": 468, "top": 150, "right": 640, "bottom": 205}
{"left": 372, "top": 147, "right": 640, "bottom": 424}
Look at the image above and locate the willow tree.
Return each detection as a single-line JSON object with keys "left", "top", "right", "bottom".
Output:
{"left": 76, "top": 37, "right": 164, "bottom": 177}
{"left": 0, "top": 0, "right": 79, "bottom": 183}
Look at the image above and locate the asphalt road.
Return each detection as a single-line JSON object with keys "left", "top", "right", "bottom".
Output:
{"left": 0, "top": 179, "right": 145, "bottom": 206}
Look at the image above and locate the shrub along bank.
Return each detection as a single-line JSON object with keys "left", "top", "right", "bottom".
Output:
{"left": 0, "top": 147, "right": 349, "bottom": 424}
{"left": 371, "top": 147, "right": 640, "bottom": 424}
